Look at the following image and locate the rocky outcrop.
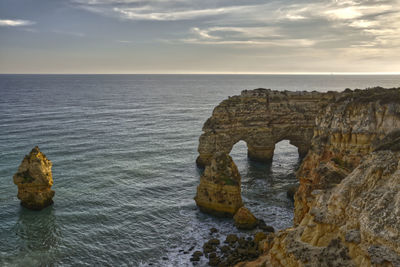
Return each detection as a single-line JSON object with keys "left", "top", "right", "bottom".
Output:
{"left": 232, "top": 87, "right": 400, "bottom": 267}
{"left": 196, "top": 89, "right": 336, "bottom": 167}
{"left": 295, "top": 88, "right": 400, "bottom": 224}
{"left": 13, "top": 146, "right": 55, "bottom": 210}
{"left": 240, "top": 148, "right": 400, "bottom": 267}
{"left": 234, "top": 207, "right": 258, "bottom": 230}
{"left": 194, "top": 152, "right": 243, "bottom": 216}
{"left": 195, "top": 88, "right": 339, "bottom": 216}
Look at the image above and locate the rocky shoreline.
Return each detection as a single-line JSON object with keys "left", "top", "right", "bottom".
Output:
{"left": 189, "top": 221, "right": 275, "bottom": 266}
{"left": 195, "top": 87, "right": 400, "bottom": 266}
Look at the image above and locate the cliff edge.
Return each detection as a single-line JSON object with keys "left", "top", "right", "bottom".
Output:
{"left": 196, "top": 87, "right": 400, "bottom": 266}
{"left": 235, "top": 87, "right": 400, "bottom": 267}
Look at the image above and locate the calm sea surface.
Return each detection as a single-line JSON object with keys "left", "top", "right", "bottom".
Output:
{"left": 1, "top": 75, "right": 399, "bottom": 266}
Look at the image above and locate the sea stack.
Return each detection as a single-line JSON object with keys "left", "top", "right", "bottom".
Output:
{"left": 194, "top": 152, "right": 243, "bottom": 216}
{"left": 13, "top": 146, "right": 55, "bottom": 210}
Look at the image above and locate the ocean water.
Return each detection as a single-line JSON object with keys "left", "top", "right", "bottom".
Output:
{"left": 0, "top": 74, "right": 399, "bottom": 266}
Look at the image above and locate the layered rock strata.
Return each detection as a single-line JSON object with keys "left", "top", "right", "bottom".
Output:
{"left": 295, "top": 88, "right": 400, "bottom": 224}
{"left": 233, "top": 88, "right": 400, "bottom": 267}
{"left": 196, "top": 89, "right": 336, "bottom": 167}
{"left": 194, "top": 152, "right": 243, "bottom": 216}
{"left": 13, "top": 146, "right": 55, "bottom": 210}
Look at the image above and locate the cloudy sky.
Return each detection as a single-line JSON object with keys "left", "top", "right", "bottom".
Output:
{"left": 1, "top": 0, "right": 400, "bottom": 73}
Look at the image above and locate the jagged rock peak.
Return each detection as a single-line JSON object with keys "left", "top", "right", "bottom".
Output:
{"left": 13, "top": 146, "right": 55, "bottom": 210}
{"left": 194, "top": 152, "right": 243, "bottom": 217}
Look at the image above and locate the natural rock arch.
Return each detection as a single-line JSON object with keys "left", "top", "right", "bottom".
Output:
{"left": 195, "top": 88, "right": 337, "bottom": 217}
{"left": 195, "top": 87, "right": 400, "bottom": 266}
{"left": 196, "top": 89, "right": 336, "bottom": 168}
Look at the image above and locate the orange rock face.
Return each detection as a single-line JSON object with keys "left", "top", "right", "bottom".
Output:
{"left": 294, "top": 88, "right": 400, "bottom": 225}
{"left": 235, "top": 88, "right": 400, "bottom": 267}
{"left": 196, "top": 89, "right": 335, "bottom": 167}
{"left": 194, "top": 152, "right": 243, "bottom": 216}
{"left": 13, "top": 146, "right": 55, "bottom": 210}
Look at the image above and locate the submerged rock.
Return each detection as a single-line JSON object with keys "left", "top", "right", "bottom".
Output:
{"left": 224, "top": 234, "right": 238, "bottom": 245}
{"left": 233, "top": 207, "right": 258, "bottom": 230}
{"left": 257, "top": 219, "right": 275, "bottom": 233}
{"left": 190, "top": 251, "right": 203, "bottom": 262}
{"left": 13, "top": 146, "right": 55, "bottom": 210}
{"left": 209, "top": 227, "right": 218, "bottom": 234}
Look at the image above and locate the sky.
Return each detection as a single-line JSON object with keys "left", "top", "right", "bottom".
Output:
{"left": 0, "top": 0, "right": 400, "bottom": 74}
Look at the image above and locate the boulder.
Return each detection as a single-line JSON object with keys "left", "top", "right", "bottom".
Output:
{"left": 233, "top": 207, "right": 258, "bottom": 230}
{"left": 224, "top": 234, "right": 238, "bottom": 245}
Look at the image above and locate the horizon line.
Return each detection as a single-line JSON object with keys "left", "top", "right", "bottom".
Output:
{"left": 1, "top": 72, "right": 400, "bottom": 75}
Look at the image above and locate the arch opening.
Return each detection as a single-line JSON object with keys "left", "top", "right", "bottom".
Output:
{"left": 229, "top": 140, "right": 249, "bottom": 171}
{"left": 271, "top": 140, "right": 301, "bottom": 174}
{"left": 272, "top": 139, "right": 300, "bottom": 160}
{"left": 227, "top": 137, "right": 305, "bottom": 165}
{"left": 228, "top": 139, "right": 300, "bottom": 229}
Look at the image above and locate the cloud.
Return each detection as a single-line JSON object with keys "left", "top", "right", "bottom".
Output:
{"left": 72, "top": 0, "right": 271, "bottom": 22}
{"left": 113, "top": 6, "right": 245, "bottom": 21}
{"left": 190, "top": 26, "right": 281, "bottom": 41}
{"left": 348, "top": 20, "right": 379, "bottom": 28}
{"left": 325, "top": 5, "right": 392, "bottom": 20}
{"left": 191, "top": 27, "right": 220, "bottom": 40}
{"left": 0, "top": 19, "right": 35, "bottom": 27}
{"left": 72, "top": 0, "right": 400, "bottom": 52}
{"left": 182, "top": 26, "right": 315, "bottom": 47}
{"left": 181, "top": 38, "right": 316, "bottom": 47}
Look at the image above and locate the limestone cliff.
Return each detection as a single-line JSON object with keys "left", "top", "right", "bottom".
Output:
{"left": 233, "top": 88, "right": 400, "bottom": 267}
{"left": 13, "top": 146, "right": 55, "bottom": 210}
{"left": 196, "top": 89, "right": 336, "bottom": 167}
{"left": 295, "top": 88, "right": 400, "bottom": 225}
{"left": 195, "top": 152, "right": 243, "bottom": 216}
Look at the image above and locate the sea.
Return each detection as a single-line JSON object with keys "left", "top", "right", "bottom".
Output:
{"left": 0, "top": 74, "right": 399, "bottom": 266}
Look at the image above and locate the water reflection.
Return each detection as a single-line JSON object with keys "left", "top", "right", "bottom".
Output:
{"left": 11, "top": 206, "right": 61, "bottom": 266}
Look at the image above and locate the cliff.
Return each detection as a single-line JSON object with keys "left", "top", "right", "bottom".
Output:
{"left": 234, "top": 88, "right": 400, "bottom": 267}
{"left": 196, "top": 87, "right": 400, "bottom": 266}
{"left": 13, "top": 146, "right": 55, "bottom": 210}
{"left": 295, "top": 88, "right": 400, "bottom": 225}
{"left": 196, "top": 89, "right": 336, "bottom": 167}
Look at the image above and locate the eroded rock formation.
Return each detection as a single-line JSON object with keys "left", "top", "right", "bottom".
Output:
{"left": 295, "top": 88, "right": 400, "bottom": 224}
{"left": 196, "top": 89, "right": 336, "bottom": 167}
{"left": 13, "top": 146, "right": 55, "bottom": 210}
{"left": 195, "top": 152, "right": 243, "bottom": 216}
{"left": 229, "top": 88, "right": 400, "bottom": 267}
